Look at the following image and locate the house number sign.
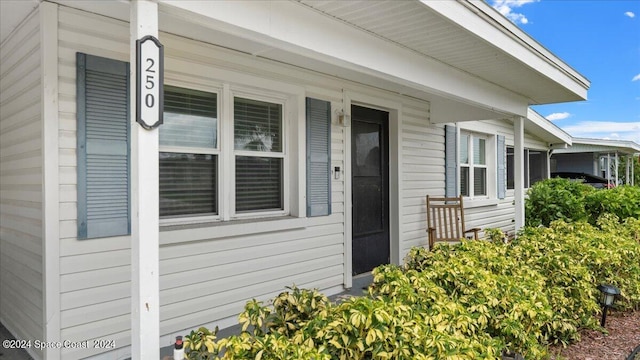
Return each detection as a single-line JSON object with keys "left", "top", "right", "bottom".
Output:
{"left": 136, "top": 35, "right": 164, "bottom": 130}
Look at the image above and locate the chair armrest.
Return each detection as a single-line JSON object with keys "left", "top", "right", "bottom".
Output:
{"left": 464, "top": 228, "right": 481, "bottom": 240}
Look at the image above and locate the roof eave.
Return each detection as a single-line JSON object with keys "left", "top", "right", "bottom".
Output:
{"left": 572, "top": 137, "right": 640, "bottom": 153}
{"left": 424, "top": 0, "right": 590, "bottom": 104}
{"left": 525, "top": 108, "right": 572, "bottom": 146}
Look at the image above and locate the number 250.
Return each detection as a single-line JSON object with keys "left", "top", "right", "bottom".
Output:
{"left": 145, "top": 58, "right": 155, "bottom": 107}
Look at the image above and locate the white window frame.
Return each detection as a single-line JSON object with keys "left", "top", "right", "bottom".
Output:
{"left": 159, "top": 83, "right": 292, "bottom": 225}
{"left": 459, "top": 131, "right": 492, "bottom": 199}
{"left": 159, "top": 83, "right": 222, "bottom": 224}
{"left": 228, "top": 87, "right": 290, "bottom": 220}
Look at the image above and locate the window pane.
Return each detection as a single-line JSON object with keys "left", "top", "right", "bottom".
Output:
{"left": 159, "top": 152, "right": 217, "bottom": 217}
{"left": 161, "top": 86, "right": 217, "bottom": 148}
{"left": 473, "top": 138, "right": 486, "bottom": 165}
{"left": 528, "top": 150, "right": 547, "bottom": 186}
{"left": 524, "top": 149, "right": 530, "bottom": 188}
{"left": 353, "top": 121, "right": 381, "bottom": 177}
{"left": 234, "top": 97, "right": 282, "bottom": 152}
{"left": 507, "top": 147, "right": 514, "bottom": 190}
{"left": 474, "top": 167, "right": 487, "bottom": 196}
{"left": 460, "top": 167, "right": 469, "bottom": 197}
{"left": 236, "top": 156, "right": 283, "bottom": 212}
{"left": 460, "top": 134, "right": 469, "bottom": 164}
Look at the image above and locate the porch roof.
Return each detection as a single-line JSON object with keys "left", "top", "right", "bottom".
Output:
{"left": 524, "top": 108, "right": 572, "bottom": 147}
{"left": 2, "top": 0, "right": 590, "bottom": 123}
{"left": 554, "top": 138, "right": 640, "bottom": 155}
{"left": 298, "top": 0, "right": 589, "bottom": 105}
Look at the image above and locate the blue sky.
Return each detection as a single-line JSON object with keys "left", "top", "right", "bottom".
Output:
{"left": 490, "top": 0, "right": 640, "bottom": 143}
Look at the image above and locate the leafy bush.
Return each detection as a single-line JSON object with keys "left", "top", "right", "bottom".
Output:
{"left": 525, "top": 178, "right": 593, "bottom": 226}
{"left": 526, "top": 179, "right": 640, "bottom": 227}
{"left": 585, "top": 185, "right": 640, "bottom": 223}
{"left": 182, "top": 218, "right": 640, "bottom": 360}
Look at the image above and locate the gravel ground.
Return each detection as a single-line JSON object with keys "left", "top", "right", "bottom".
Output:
{"left": 550, "top": 311, "right": 640, "bottom": 360}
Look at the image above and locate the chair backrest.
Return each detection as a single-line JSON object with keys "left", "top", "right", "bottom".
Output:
{"left": 426, "top": 195, "right": 467, "bottom": 243}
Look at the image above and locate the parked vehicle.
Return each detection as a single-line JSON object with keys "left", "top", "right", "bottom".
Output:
{"left": 550, "top": 172, "right": 612, "bottom": 188}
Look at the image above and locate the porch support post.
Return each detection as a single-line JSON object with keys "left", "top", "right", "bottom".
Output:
{"left": 513, "top": 116, "right": 525, "bottom": 232}
{"left": 41, "top": 2, "right": 61, "bottom": 359}
{"left": 130, "top": 1, "right": 160, "bottom": 358}
{"left": 626, "top": 155, "right": 631, "bottom": 185}
{"left": 632, "top": 155, "right": 635, "bottom": 186}
{"left": 613, "top": 151, "right": 618, "bottom": 186}
{"left": 606, "top": 153, "right": 611, "bottom": 187}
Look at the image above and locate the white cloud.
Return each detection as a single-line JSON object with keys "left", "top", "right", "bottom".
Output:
{"left": 633, "top": 73, "right": 640, "bottom": 82}
{"left": 546, "top": 112, "right": 571, "bottom": 121}
{"left": 625, "top": 11, "right": 636, "bottom": 18}
{"left": 492, "top": 0, "right": 539, "bottom": 24}
{"left": 562, "top": 121, "right": 640, "bottom": 143}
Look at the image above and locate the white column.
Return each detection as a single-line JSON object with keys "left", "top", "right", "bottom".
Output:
{"left": 614, "top": 152, "right": 619, "bottom": 185}
{"left": 626, "top": 155, "right": 631, "bottom": 185}
{"left": 41, "top": 2, "right": 61, "bottom": 359}
{"left": 513, "top": 117, "right": 525, "bottom": 232}
{"left": 130, "top": 1, "right": 160, "bottom": 358}
{"left": 632, "top": 155, "right": 636, "bottom": 186}
{"left": 606, "top": 153, "right": 611, "bottom": 187}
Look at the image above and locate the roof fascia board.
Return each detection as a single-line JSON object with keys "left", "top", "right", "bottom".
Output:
{"left": 154, "top": 0, "right": 528, "bottom": 117}
{"left": 422, "top": 0, "right": 589, "bottom": 101}
{"left": 526, "top": 108, "right": 572, "bottom": 145}
{"left": 571, "top": 138, "right": 640, "bottom": 153}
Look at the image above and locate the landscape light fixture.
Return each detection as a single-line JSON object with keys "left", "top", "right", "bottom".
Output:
{"left": 597, "top": 284, "right": 620, "bottom": 327}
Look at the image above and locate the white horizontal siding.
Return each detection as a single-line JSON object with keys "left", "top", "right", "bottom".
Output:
{"left": 56, "top": 7, "right": 131, "bottom": 359}
{"left": 0, "top": 7, "right": 44, "bottom": 360}
{"left": 51, "top": 6, "right": 548, "bottom": 359}
{"left": 400, "top": 102, "right": 437, "bottom": 256}
{"left": 56, "top": 7, "right": 348, "bottom": 359}
{"left": 461, "top": 119, "right": 551, "bottom": 237}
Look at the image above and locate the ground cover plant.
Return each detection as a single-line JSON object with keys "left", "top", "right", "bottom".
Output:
{"left": 182, "top": 190, "right": 640, "bottom": 359}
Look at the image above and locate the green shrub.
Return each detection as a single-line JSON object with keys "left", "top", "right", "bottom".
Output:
{"left": 401, "top": 243, "right": 554, "bottom": 357}
{"left": 183, "top": 219, "right": 640, "bottom": 360}
{"left": 525, "top": 178, "right": 593, "bottom": 227}
{"left": 585, "top": 185, "right": 640, "bottom": 224}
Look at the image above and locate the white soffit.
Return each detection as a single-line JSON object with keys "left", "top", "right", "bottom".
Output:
{"left": 40, "top": 0, "right": 585, "bottom": 118}
{"left": 298, "top": 0, "right": 589, "bottom": 105}
{"left": 525, "top": 108, "right": 572, "bottom": 146}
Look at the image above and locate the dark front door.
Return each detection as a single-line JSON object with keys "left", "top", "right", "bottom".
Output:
{"left": 351, "top": 105, "right": 390, "bottom": 275}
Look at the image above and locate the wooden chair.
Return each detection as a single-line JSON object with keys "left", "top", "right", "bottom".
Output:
{"left": 426, "top": 195, "right": 480, "bottom": 250}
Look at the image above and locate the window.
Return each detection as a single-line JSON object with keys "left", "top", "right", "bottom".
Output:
{"left": 76, "top": 54, "right": 331, "bottom": 233}
{"left": 528, "top": 150, "right": 547, "bottom": 186}
{"left": 507, "top": 147, "right": 514, "bottom": 190}
{"left": 233, "top": 97, "right": 284, "bottom": 212}
{"left": 506, "top": 146, "right": 548, "bottom": 189}
{"left": 159, "top": 86, "right": 288, "bottom": 220}
{"left": 159, "top": 86, "right": 218, "bottom": 217}
{"left": 460, "top": 132, "right": 487, "bottom": 197}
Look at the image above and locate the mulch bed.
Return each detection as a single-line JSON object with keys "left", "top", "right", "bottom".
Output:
{"left": 550, "top": 311, "right": 640, "bottom": 360}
